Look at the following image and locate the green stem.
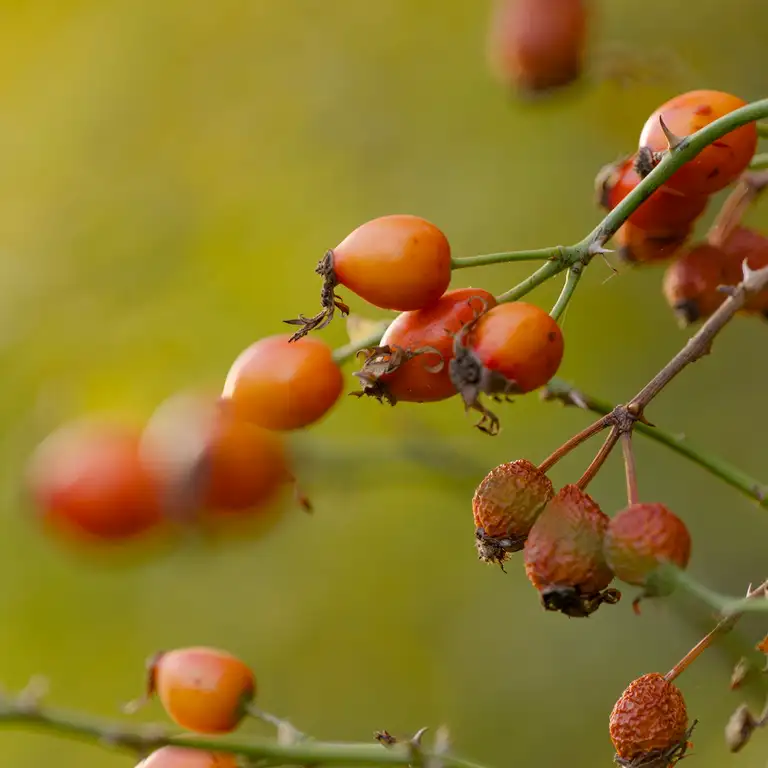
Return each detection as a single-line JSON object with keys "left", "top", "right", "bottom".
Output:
{"left": 579, "top": 98, "right": 768, "bottom": 247}
{"left": 666, "top": 567, "right": 768, "bottom": 617}
{"left": 495, "top": 255, "right": 569, "bottom": 304}
{"left": 549, "top": 266, "right": 582, "bottom": 321}
{"left": 450, "top": 247, "right": 557, "bottom": 269}
{"left": 749, "top": 152, "right": 768, "bottom": 170}
{"left": 332, "top": 327, "right": 388, "bottom": 365}
{"left": 0, "top": 698, "right": 488, "bottom": 768}
{"left": 542, "top": 378, "right": 768, "bottom": 510}
{"left": 758, "top": 122, "right": 768, "bottom": 139}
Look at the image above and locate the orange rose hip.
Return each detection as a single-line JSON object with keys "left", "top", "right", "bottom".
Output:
{"left": 286, "top": 215, "right": 452, "bottom": 339}
{"left": 487, "top": 0, "right": 587, "bottom": 94}
{"left": 223, "top": 335, "right": 343, "bottom": 431}
{"left": 130, "top": 647, "right": 256, "bottom": 734}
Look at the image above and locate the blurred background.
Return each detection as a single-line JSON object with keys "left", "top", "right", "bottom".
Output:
{"left": 1, "top": 1, "right": 767, "bottom": 766}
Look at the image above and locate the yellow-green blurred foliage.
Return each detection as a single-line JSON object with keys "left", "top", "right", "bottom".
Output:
{"left": 1, "top": 2, "right": 767, "bottom": 766}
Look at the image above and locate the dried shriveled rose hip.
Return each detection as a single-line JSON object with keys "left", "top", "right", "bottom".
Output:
{"left": 222, "top": 335, "right": 343, "bottom": 430}
{"left": 523, "top": 484, "right": 620, "bottom": 617}
{"left": 286, "top": 215, "right": 452, "bottom": 339}
{"left": 596, "top": 155, "right": 708, "bottom": 237}
{"left": 638, "top": 90, "right": 758, "bottom": 196}
{"left": 614, "top": 222, "right": 692, "bottom": 265}
{"left": 137, "top": 747, "right": 238, "bottom": 768}
{"left": 604, "top": 502, "right": 691, "bottom": 586}
{"left": 352, "top": 288, "right": 496, "bottom": 405}
{"left": 472, "top": 459, "right": 554, "bottom": 566}
{"left": 450, "top": 302, "right": 564, "bottom": 435}
{"left": 610, "top": 673, "right": 692, "bottom": 767}
{"left": 127, "top": 647, "right": 256, "bottom": 734}
{"left": 486, "top": 0, "right": 587, "bottom": 95}
{"left": 27, "top": 420, "right": 165, "bottom": 543}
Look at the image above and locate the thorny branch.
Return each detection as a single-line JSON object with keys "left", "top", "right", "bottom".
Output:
{"left": 0, "top": 681, "right": 485, "bottom": 768}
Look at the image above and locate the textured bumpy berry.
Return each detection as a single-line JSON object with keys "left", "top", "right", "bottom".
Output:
{"left": 610, "top": 673, "right": 690, "bottom": 766}
{"left": 523, "top": 484, "right": 619, "bottom": 617}
{"left": 472, "top": 459, "right": 554, "bottom": 565}
{"left": 604, "top": 503, "right": 691, "bottom": 587}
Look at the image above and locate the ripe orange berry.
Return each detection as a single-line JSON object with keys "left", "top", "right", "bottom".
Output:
{"left": 138, "top": 647, "right": 256, "bottom": 734}
{"left": 603, "top": 503, "right": 691, "bottom": 589}
{"left": 610, "top": 673, "right": 690, "bottom": 766}
{"left": 286, "top": 215, "right": 452, "bottom": 340}
{"left": 141, "top": 393, "right": 288, "bottom": 517}
{"left": 638, "top": 90, "right": 757, "bottom": 196}
{"left": 613, "top": 222, "right": 691, "bottom": 265}
{"left": 222, "top": 335, "right": 343, "bottom": 431}
{"left": 353, "top": 288, "right": 497, "bottom": 405}
{"left": 486, "top": 0, "right": 586, "bottom": 95}
{"left": 27, "top": 420, "right": 164, "bottom": 542}
{"left": 597, "top": 155, "right": 708, "bottom": 237}
{"left": 662, "top": 242, "right": 734, "bottom": 325}
{"left": 523, "top": 484, "right": 619, "bottom": 617}
{"left": 472, "top": 459, "right": 554, "bottom": 566}
{"left": 137, "top": 747, "right": 238, "bottom": 768}
{"left": 450, "top": 302, "right": 564, "bottom": 435}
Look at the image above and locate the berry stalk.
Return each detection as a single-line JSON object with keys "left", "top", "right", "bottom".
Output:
{"left": 541, "top": 379, "right": 768, "bottom": 510}
{"left": 620, "top": 433, "right": 640, "bottom": 506}
{"left": 549, "top": 264, "right": 583, "bottom": 321}
{"left": 450, "top": 247, "right": 558, "bottom": 269}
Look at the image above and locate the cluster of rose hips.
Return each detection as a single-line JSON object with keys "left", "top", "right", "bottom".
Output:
{"left": 596, "top": 88, "right": 768, "bottom": 325}
{"left": 19, "top": 67, "right": 768, "bottom": 767}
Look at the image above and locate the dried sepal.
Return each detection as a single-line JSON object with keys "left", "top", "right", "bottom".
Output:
{"left": 540, "top": 584, "right": 622, "bottom": 618}
{"left": 351, "top": 344, "right": 445, "bottom": 405}
{"left": 284, "top": 251, "right": 350, "bottom": 342}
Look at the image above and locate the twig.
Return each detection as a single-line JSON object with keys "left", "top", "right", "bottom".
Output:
{"left": 541, "top": 379, "right": 768, "bottom": 510}
{"left": 749, "top": 152, "right": 768, "bottom": 170}
{"left": 536, "top": 415, "right": 611, "bottom": 473}
{"left": 576, "top": 426, "right": 620, "bottom": 490}
{"left": 450, "top": 248, "right": 557, "bottom": 269}
{"left": 628, "top": 263, "right": 768, "bottom": 413}
{"left": 665, "top": 581, "right": 768, "bottom": 682}
{"left": 621, "top": 432, "right": 639, "bottom": 506}
{"left": 0, "top": 689, "right": 488, "bottom": 768}
{"left": 550, "top": 265, "right": 583, "bottom": 322}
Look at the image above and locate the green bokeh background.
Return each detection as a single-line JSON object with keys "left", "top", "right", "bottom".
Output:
{"left": 1, "top": 2, "right": 767, "bottom": 766}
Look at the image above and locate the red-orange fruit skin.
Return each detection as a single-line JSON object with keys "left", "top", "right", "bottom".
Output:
{"left": 487, "top": 0, "right": 586, "bottom": 93}
{"left": 154, "top": 647, "right": 256, "bottom": 734}
{"left": 662, "top": 243, "right": 734, "bottom": 323}
{"left": 138, "top": 747, "right": 238, "bottom": 768}
{"left": 610, "top": 673, "right": 689, "bottom": 760}
{"left": 223, "top": 335, "right": 343, "bottom": 431}
{"left": 639, "top": 90, "right": 757, "bottom": 196}
{"left": 332, "top": 215, "right": 452, "bottom": 312}
{"left": 524, "top": 484, "right": 613, "bottom": 594}
{"left": 721, "top": 226, "right": 768, "bottom": 314}
{"left": 604, "top": 503, "right": 691, "bottom": 587}
{"left": 467, "top": 302, "right": 564, "bottom": 393}
{"left": 377, "top": 288, "right": 497, "bottom": 403}
{"left": 472, "top": 459, "right": 554, "bottom": 540}
{"left": 28, "top": 421, "right": 164, "bottom": 541}
{"left": 615, "top": 222, "right": 691, "bottom": 265}
{"left": 600, "top": 156, "right": 708, "bottom": 237}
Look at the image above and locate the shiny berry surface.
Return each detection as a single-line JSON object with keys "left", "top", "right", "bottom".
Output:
{"left": 223, "top": 335, "right": 343, "bottom": 431}
{"left": 639, "top": 90, "right": 757, "bottom": 195}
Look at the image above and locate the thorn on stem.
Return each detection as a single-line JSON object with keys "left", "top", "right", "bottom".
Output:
{"left": 658, "top": 115, "right": 684, "bottom": 150}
